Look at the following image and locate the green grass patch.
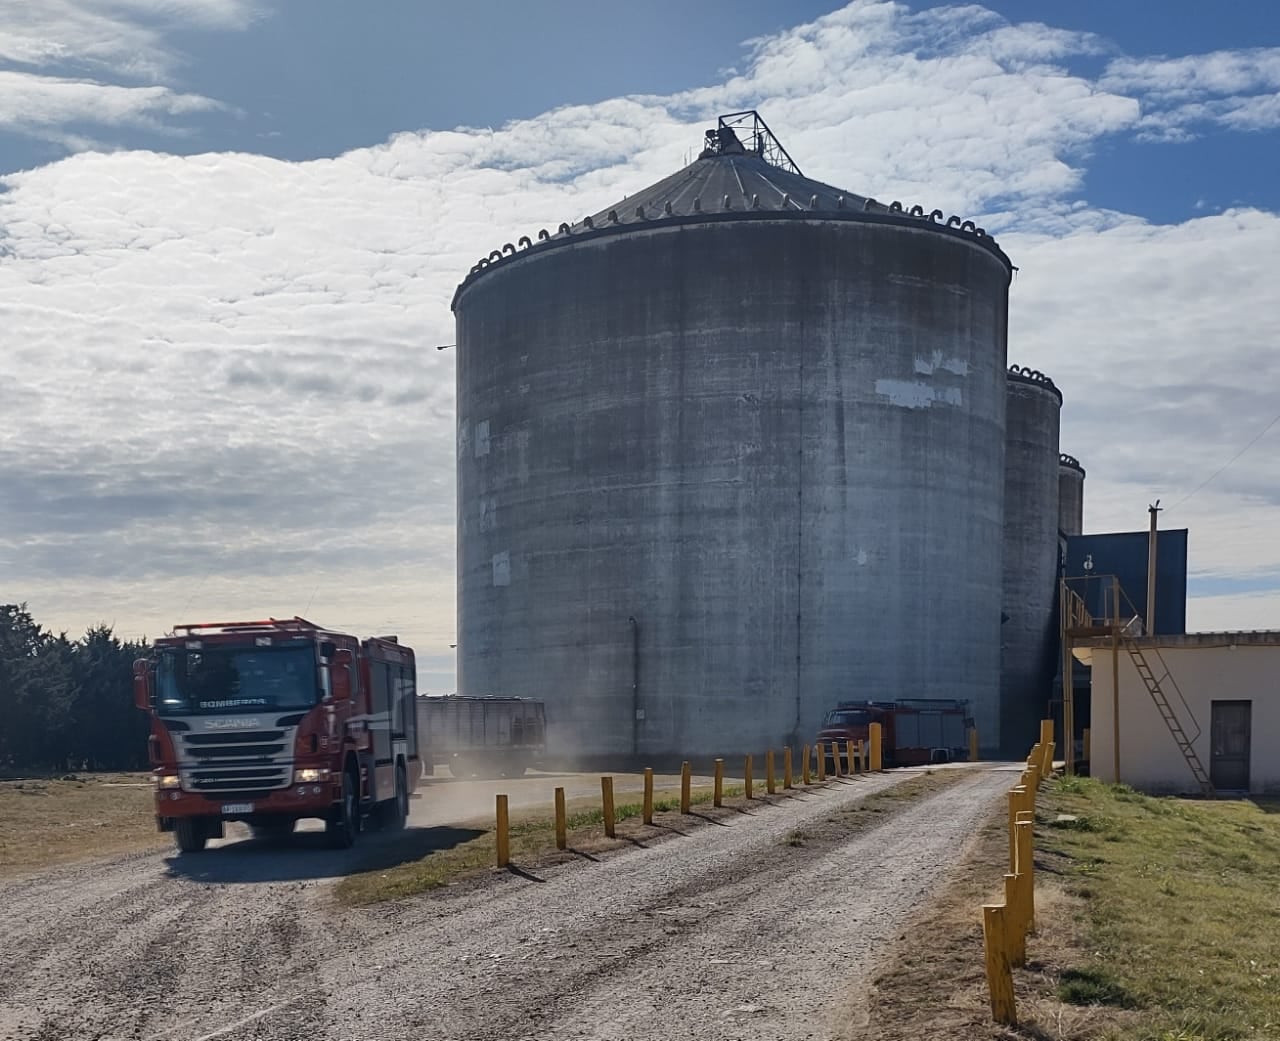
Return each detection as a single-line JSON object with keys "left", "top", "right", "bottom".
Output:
{"left": 1046, "top": 776, "right": 1280, "bottom": 1039}
{"left": 0, "top": 773, "right": 163, "bottom": 876}
{"left": 1058, "top": 966, "right": 1138, "bottom": 1008}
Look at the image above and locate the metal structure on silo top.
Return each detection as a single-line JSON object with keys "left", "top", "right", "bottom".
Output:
{"left": 1000, "top": 366, "right": 1063, "bottom": 755}
{"left": 452, "top": 113, "right": 1014, "bottom": 763}
{"left": 1059, "top": 453, "right": 1086, "bottom": 536}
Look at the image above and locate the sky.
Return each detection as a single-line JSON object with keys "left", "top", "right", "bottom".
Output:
{"left": 2, "top": 0, "right": 1279, "bottom": 692}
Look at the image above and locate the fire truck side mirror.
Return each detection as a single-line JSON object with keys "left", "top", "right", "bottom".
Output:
{"left": 330, "top": 648, "right": 354, "bottom": 701}
{"left": 132, "top": 659, "right": 152, "bottom": 711}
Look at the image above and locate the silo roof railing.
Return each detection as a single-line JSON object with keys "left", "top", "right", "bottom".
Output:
{"left": 1006, "top": 364, "right": 1063, "bottom": 404}
{"left": 1059, "top": 453, "right": 1086, "bottom": 475}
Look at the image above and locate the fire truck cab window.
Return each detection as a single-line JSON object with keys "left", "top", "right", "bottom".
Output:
{"left": 156, "top": 644, "right": 320, "bottom": 714}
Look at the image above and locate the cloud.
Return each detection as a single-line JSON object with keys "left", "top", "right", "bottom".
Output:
{"left": 1101, "top": 47, "right": 1280, "bottom": 139}
{"left": 3, "top": 0, "right": 1280, "bottom": 665}
{"left": 0, "top": 69, "right": 226, "bottom": 136}
{"left": 0, "top": 0, "right": 255, "bottom": 149}
{"left": 0, "top": 0, "right": 257, "bottom": 78}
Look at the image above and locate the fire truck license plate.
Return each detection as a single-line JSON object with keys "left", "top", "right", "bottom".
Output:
{"left": 221, "top": 803, "right": 254, "bottom": 815}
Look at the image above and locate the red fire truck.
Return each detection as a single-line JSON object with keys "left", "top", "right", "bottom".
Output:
{"left": 133, "top": 617, "right": 419, "bottom": 853}
{"left": 815, "top": 699, "right": 974, "bottom": 768}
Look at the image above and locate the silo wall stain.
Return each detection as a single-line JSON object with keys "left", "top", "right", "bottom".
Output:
{"left": 456, "top": 219, "right": 1010, "bottom": 761}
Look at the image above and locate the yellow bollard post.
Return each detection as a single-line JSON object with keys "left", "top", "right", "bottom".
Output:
{"left": 846, "top": 739, "right": 857, "bottom": 775}
{"left": 816, "top": 742, "right": 826, "bottom": 782}
{"left": 1015, "top": 817, "right": 1035, "bottom": 932}
{"left": 554, "top": 786, "right": 567, "bottom": 850}
{"left": 744, "top": 754, "right": 754, "bottom": 799}
{"left": 969, "top": 727, "right": 980, "bottom": 762}
{"left": 602, "top": 776, "right": 615, "bottom": 838}
{"left": 643, "top": 767, "right": 654, "bottom": 825}
{"left": 713, "top": 758, "right": 724, "bottom": 807}
{"left": 802, "top": 744, "right": 811, "bottom": 785}
{"left": 1083, "top": 726, "right": 1091, "bottom": 765}
{"left": 680, "top": 760, "right": 692, "bottom": 814}
{"left": 833, "top": 739, "right": 844, "bottom": 777}
{"left": 783, "top": 746, "right": 793, "bottom": 789}
{"left": 1007, "top": 788, "right": 1021, "bottom": 873}
{"left": 1040, "top": 718, "right": 1055, "bottom": 771}
{"left": 1004, "top": 873, "right": 1026, "bottom": 967}
{"left": 982, "top": 904, "right": 1018, "bottom": 1026}
{"left": 869, "top": 722, "right": 884, "bottom": 772}
{"left": 858, "top": 739, "right": 866, "bottom": 773}
{"left": 766, "top": 749, "right": 776, "bottom": 794}
{"left": 496, "top": 794, "right": 510, "bottom": 868}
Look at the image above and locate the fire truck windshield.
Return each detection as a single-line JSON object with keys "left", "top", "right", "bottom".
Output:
{"left": 825, "top": 710, "right": 873, "bottom": 726}
{"left": 156, "top": 643, "right": 319, "bottom": 715}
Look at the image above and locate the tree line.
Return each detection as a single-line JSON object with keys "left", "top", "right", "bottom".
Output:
{"left": 0, "top": 603, "right": 151, "bottom": 774}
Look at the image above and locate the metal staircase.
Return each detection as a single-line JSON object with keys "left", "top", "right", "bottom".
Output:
{"left": 1119, "top": 635, "right": 1216, "bottom": 797}
{"left": 1061, "top": 575, "right": 1216, "bottom": 796}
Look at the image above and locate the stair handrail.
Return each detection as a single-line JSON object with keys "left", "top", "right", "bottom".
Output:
{"left": 1107, "top": 579, "right": 1204, "bottom": 746}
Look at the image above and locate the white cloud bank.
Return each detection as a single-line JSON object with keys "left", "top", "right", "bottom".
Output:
{"left": 3, "top": 0, "right": 1280, "bottom": 685}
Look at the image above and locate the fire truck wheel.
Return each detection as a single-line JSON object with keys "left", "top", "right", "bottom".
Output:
{"left": 174, "top": 817, "right": 207, "bottom": 854}
{"left": 326, "top": 769, "right": 360, "bottom": 849}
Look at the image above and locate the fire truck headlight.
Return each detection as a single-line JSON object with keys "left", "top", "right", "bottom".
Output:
{"left": 156, "top": 774, "right": 181, "bottom": 790}
{"left": 294, "top": 768, "right": 331, "bottom": 784}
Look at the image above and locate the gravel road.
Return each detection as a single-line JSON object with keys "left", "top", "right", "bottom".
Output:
{"left": 0, "top": 765, "right": 1007, "bottom": 1041}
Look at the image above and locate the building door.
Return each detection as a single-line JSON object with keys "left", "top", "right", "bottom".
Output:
{"left": 1210, "top": 700, "right": 1251, "bottom": 791}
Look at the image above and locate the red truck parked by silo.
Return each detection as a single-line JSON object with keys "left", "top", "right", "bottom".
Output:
{"left": 133, "top": 617, "right": 419, "bottom": 853}
{"left": 815, "top": 699, "right": 974, "bottom": 768}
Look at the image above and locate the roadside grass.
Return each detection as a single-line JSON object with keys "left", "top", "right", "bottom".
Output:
{"left": 856, "top": 774, "right": 1280, "bottom": 1041}
{"left": 337, "top": 767, "right": 969, "bottom": 906}
{"left": 0, "top": 773, "right": 163, "bottom": 877}
{"left": 1043, "top": 777, "right": 1280, "bottom": 1040}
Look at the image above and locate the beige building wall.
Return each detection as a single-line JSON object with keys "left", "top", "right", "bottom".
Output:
{"left": 1089, "top": 635, "right": 1280, "bottom": 795}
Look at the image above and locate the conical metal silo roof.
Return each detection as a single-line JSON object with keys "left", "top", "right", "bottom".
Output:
{"left": 454, "top": 110, "right": 1008, "bottom": 306}
{"left": 575, "top": 151, "right": 889, "bottom": 230}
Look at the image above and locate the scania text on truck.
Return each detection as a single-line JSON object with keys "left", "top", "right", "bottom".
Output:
{"left": 134, "top": 617, "right": 419, "bottom": 853}
{"left": 815, "top": 699, "right": 974, "bottom": 768}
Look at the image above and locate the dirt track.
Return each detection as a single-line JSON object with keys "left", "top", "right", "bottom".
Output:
{"left": 0, "top": 766, "right": 1007, "bottom": 1041}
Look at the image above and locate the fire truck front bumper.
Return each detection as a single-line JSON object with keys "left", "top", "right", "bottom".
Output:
{"left": 153, "top": 779, "right": 342, "bottom": 827}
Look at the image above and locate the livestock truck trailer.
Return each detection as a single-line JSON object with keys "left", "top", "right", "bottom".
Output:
{"left": 417, "top": 694, "right": 547, "bottom": 779}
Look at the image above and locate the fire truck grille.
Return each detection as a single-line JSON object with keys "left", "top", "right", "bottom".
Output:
{"left": 178, "top": 729, "right": 294, "bottom": 795}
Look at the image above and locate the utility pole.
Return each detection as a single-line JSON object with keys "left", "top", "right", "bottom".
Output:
{"left": 1146, "top": 500, "right": 1162, "bottom": 635}
{"left": 1112, "top": 574, "right": 1121, "bottom": 785}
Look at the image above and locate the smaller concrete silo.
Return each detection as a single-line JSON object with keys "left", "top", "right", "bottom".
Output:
{"left": 1001, "top": 366, "right": 1063, "bottom": 755}
{"left": 1058, "top": 454, "right": 1086, "bottom": 536}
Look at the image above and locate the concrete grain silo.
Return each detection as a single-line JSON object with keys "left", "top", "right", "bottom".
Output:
{"left": 1000, "top": 367, "right": 1063, "bottom": 754}
{"left": 452, "top": 113, "right": 1013, "bottom": 762}
{"left": 1058, "top": 454, "right": 1085, "bottom": 536}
